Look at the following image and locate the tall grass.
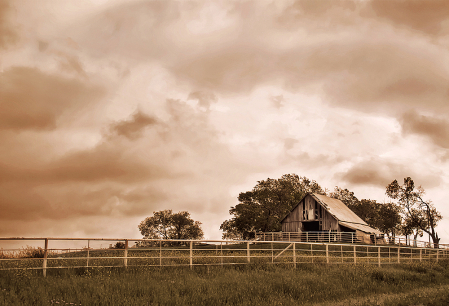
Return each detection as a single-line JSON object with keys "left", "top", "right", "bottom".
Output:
{"left": 1, "top": 261, "right": 449, "bottom": 305}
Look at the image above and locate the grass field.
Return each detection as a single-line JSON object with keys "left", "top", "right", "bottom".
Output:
{"left": 1, "top": 260, "right": 449, "bottom": 305}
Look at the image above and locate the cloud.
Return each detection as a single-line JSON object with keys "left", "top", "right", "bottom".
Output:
{"left": 369, "top": 0, "right": 449, "bottom": 36}
{"left": 188, "top": 91, "right": 217, "bottom": 109}
{"left": 401, "top": 110, "right": 449, "bottom": 149}
{"left": 0, "top": 0, "right": 17, "bottom": 49}
{"left": 110, "top": 110, "right": 158, "bottom": 139}
{"left": 0, "top": 67, "right": 104, "bottom": 131}
{"left": 337, "top": 158, "right": 442, "bottom": 189}
{"left": 0, "top": 99, "right": 246, "bottom": 235}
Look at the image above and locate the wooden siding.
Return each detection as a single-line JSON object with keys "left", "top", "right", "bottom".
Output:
{"left": 282, "top": 194, "right": 338, "bottom": 232}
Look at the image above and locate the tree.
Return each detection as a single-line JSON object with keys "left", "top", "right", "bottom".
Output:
{"left": 220, "top": 174, "right": 325, "bottom": 240}
{"left": 386, "top": 177, "right": 442, "bottom": 247}
{"left": 373, "top": 202, "right": 402, "bottom": 239}
{"left": 138, "top": 210, "right": 204, "bottom": 240}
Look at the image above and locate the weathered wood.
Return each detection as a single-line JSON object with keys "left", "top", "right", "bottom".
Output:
{"left": 378, "top": 246, "right": 381, "bottom": 267}
{"left": 190, "top": 241, "right": 193, "bottom": 269}
{"left": 43, "top": 238, "right": 48, "bottom": 277}
{"left": 221, "top": 242, "right": 223, "bottom": 266}
{"left": 353, "top": 245, "right": 356, "bottom": 264}
{"left": 124, "top": 240, "right": 128, "bottom": 267}
{"left": 86, "top": 240, "right": 90, "bottom": 267}
{"left": 274, "top": 243, "right": 293, "bottom": 260}
{"left": 293, "top": 243, "right": 296, "bottom": 268}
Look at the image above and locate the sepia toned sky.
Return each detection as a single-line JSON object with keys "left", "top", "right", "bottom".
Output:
{"left": 2, "top": 0, "right": 449, "bottom": 242}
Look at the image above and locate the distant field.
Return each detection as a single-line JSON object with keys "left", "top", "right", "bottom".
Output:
{"left": 1, "top": 260, "right": 449, "bottom": 305}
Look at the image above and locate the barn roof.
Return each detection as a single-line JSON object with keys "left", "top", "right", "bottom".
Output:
{"left": 283, "top": 193, "right": 382, "bottom": 235}
{"left": 312, "top": 193, "right": 366, "bottom": 225}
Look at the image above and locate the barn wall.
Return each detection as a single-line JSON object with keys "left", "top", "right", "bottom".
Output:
{"left": 282, "top": 198, "right": 303, "bottom": 232}
{"left": 321, "top": 209, "right": 338, "bottom": 231}
{"left": 282, "top": 195, "right": 339, "bottom": 232}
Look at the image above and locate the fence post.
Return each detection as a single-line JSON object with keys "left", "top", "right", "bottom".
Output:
{"left": 420, "top": 248, "right": 422, "bottom": 262}
{"left": 247, "top": 241, "right": 250, "bottom": 264}
{"left": 306, "top": 232, "right": 308, "bottom": 242}
{"left": 221, "top": 242, "right": 223, "bottom": 266}
{"left": 124, "top": 240, "right": 128, "bottom": 267}
{"left": 190, "top": 240, "right": 193, "bottom": 269}
{"left": 326, "top": 244, "right": 329, "bottom": 264}
{"left": 43, "top": 238, "right": 48, "bottom": 277}
{"left": 436, "top": 249, "right": 439, "bottom": 263}
{"left": 159, "top": 240, "right": 162, "bottom": 266}
{"left": 378, "top": 246, "right": 381, "bottom": 267}
{"left": 311, "top": 244, "right": 314, "bottom": 263}
{"left": 341, "top": 245, "right": 343, "bottom": 263}
{"left": 288, "top": 232, "right": 291, "bottom": 242}
{"left": 353, "top": 245, "right": 356, "bottom": 264}
{"left": 87, "top": 239, "right": 90, "bottom": 268}
{"left": 293, "top": 243, "right": 296, "bottom": 268}
{"left": 398, "top": 246, "right": 400, "bottom": 264}
{"left": 271, "top": 242, "right": 274, "bottom": 263}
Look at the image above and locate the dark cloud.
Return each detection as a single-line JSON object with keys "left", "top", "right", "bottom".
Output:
{"left": 57, "top": 53, "right": 87, "bottom": 77}
{"left": 370, "top": 0, "right": 449, "bottom": 36}
{"left": 188, "top": 91, "right": 217, "bottom": 109}
{"left": 0, "top": 97, "right": 242, "bottom": 229}
{"left": 110, "top": 110, "right": 158, "bottom": 139}
{"left": 0, "top": 67, "right": 104, "bottom": 131}
{"left": 337, "top": 159, "right": 442, "bottom": 189}
{"left": 277, "top": 0, "right": 359, "bottom": 29}
{"left": 271, "top": 95, "right": 284, "bottom": 109}
{"left": 401, "top": 110, "right": 449, "bottom": 149}
{"left": 0, "top": 183, "right": 49, "bottom": 220}
{"left": 0, "top": 0, "right": 17, "bottom": 49}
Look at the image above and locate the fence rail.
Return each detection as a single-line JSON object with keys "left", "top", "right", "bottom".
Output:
{"left": 255, "top": 232, "right": 444, "bottom": 248}
{"left": 256, "top": 232, "right": 364, "bottom": 243}
{"left": 1, "top": 237, "right": 448, "bottom": 277}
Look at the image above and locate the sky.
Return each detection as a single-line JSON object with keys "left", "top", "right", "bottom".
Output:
{"left": 1, "top": 0, "right": 449, "bottom": 243}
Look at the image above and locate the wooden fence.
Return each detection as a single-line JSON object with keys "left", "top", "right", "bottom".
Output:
{"left": 256, "top": 232, "right": 442, "bottom": 248}
{"left": 256, "top": 231, "right": 364, "bottom": 243}
{"left": 1, "top": 238, "right": 448, "bottom": 277}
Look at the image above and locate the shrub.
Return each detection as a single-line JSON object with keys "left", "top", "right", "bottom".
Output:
{"left": 113, "top": 242, "right": 126, "bottom": 249}
{"left": 19, "top": 246, "right": 46, "bottom": 258}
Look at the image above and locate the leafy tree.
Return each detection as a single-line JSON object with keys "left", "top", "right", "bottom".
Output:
{"left": 386, "top": 177, "right": 442, "bottom": 247}
{"left": 138, "top": 210, "right": 204, "bottom": 240}
{"left": 220, "top": 174, "right": 325, "bottom": 239}
{"left": 374, "top": 202, "right": 402, "bottom": 239}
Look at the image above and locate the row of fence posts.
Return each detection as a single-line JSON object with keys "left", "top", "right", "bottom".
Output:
{"left": 28, "top": 239, "right": 446, "bottom": 277}
{"left": 261, "top": 232, "right": 358, "bottom": 244}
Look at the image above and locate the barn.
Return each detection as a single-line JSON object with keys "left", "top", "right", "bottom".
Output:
{"left": 280, "top": 193, "right": 383, "bottom": 244}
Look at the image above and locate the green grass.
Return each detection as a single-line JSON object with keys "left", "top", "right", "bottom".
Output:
{"left": 1, "top": 261, "right": 449, "bottom": 305}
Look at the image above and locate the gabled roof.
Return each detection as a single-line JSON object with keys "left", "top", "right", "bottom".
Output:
{"left": 312, "top": 193, "right": 366, "bottom": 225}
{"left": 283, "top": 193, "right": 382, "bottom": 235}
